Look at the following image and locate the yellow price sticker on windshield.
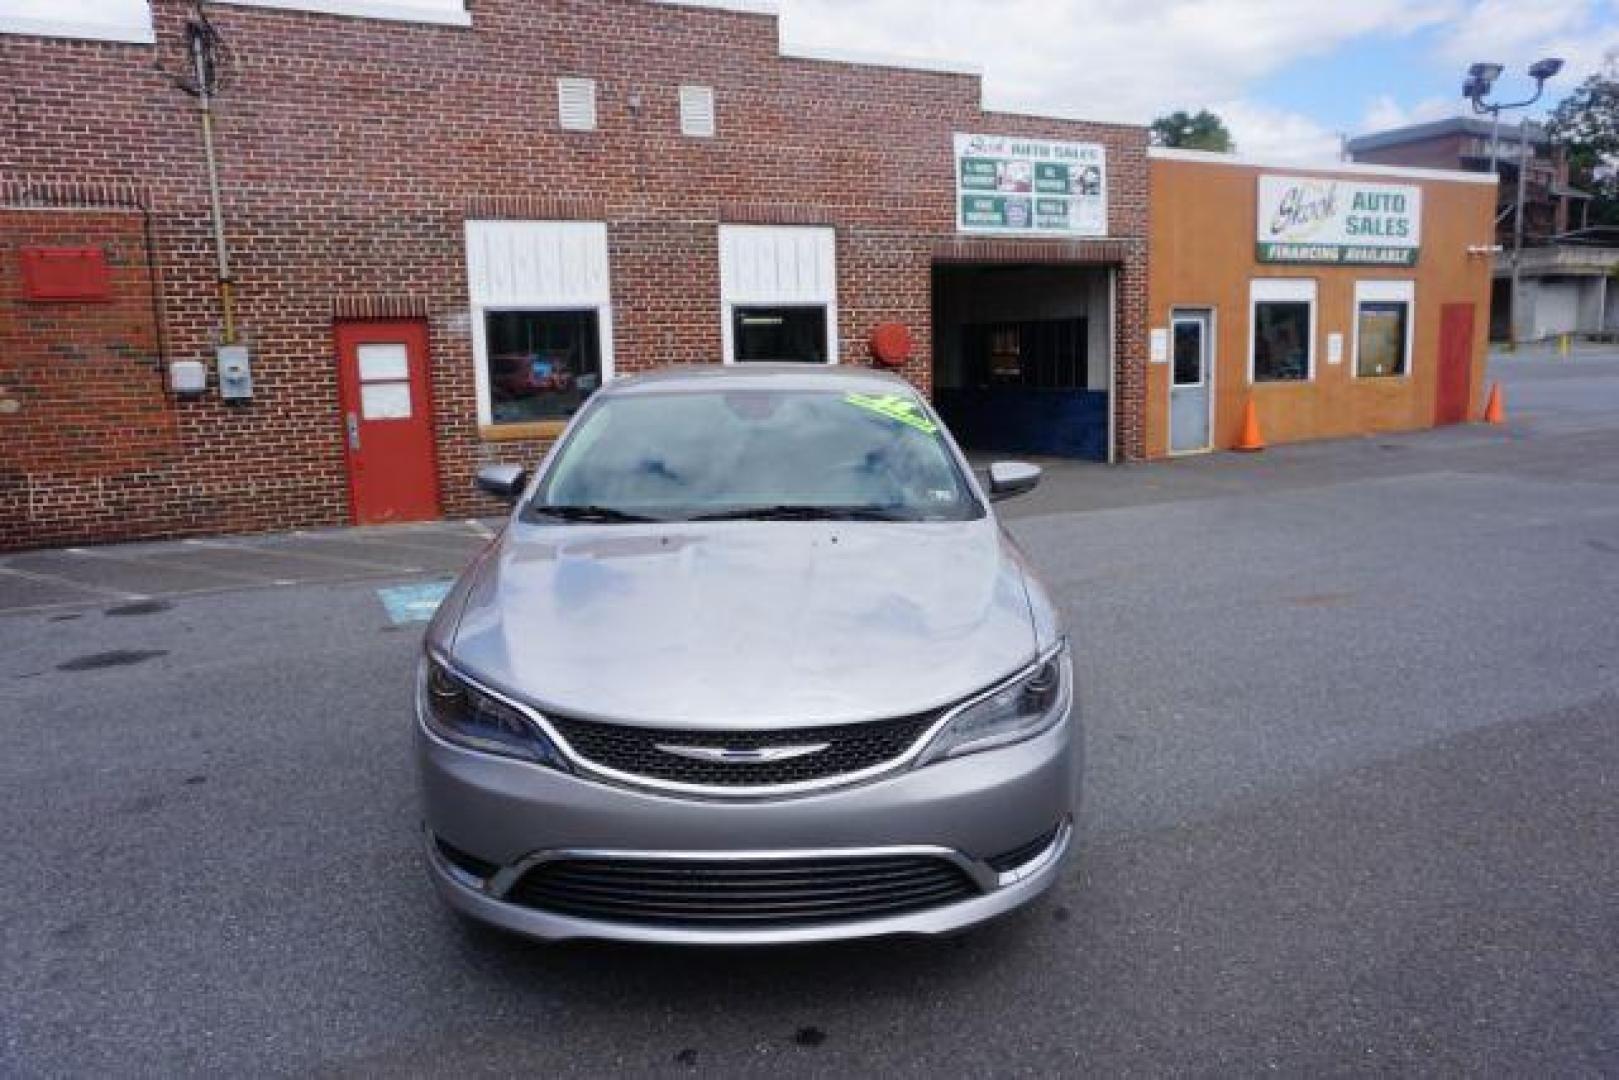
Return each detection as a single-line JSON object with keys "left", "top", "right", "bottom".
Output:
{"left": 843, "top": 392, "right": 938, "bottom": 435}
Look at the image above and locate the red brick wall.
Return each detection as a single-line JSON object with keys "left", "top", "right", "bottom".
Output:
{"left": 0, "top": 0, "right": 1149, "bottom": 549}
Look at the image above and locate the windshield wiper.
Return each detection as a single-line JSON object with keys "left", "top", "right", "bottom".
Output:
{"left": 690, "top": 504, "right": 906, "bottom": 522}
{"left": 530, "top": 504, "right": 661, "bottom": 524}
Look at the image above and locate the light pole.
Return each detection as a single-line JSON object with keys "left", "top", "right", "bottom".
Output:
{"left": 1465, "top": 58, "right": 1564, "bottom": 348}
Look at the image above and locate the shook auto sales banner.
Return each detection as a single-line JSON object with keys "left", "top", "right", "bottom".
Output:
{"left": 955, "top": 134, "right": 1108, "bottom": 237}
{"left": 1257, "top": 175, "right": 1421, "bottom": 266}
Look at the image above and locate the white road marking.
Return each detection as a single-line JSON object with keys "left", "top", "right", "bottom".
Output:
{"left": 465, "top": 519, "right": 496, "bottom": 539}
{"left": 186, "top": 536, "right": 422, "bottom": 574}
{"left": 0, "top": 564, "right": 147, "bottom": 601}
{"left": 61, "top": 546, "right": 280, "bottom": 585}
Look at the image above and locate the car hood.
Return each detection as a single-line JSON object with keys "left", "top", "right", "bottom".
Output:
{"left": 445, "top": 518, "right": 1039, "bottom": 729}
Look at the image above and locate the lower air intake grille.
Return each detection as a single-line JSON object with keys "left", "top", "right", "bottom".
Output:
{"left": 547, "top": 713, "right": 938, "bottom": 788}
{"left": 509, "top": 854, "right": 980, "bottom": 928}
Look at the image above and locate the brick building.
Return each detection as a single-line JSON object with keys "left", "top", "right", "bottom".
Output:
{"left": 1, "top": 0, "right": 1149, "bottom": 549}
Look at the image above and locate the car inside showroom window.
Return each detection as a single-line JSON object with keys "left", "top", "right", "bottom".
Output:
{"left": 484, "top": 310, "right": 603, "bottom": 423}
{"left": 732, "top": 305, "right": 829, "bottom": 363}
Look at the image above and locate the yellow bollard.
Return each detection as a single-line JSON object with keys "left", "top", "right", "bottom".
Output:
{"left": 1559, "top": 333, "right": 1571, "bottom": 359}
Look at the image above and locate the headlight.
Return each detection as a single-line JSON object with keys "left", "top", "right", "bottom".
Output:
{"left": 918, "top": 641, "right": 1070, "bottom": 764}
{"left": 418, "top": 652, "right": 566, "bottom": 768}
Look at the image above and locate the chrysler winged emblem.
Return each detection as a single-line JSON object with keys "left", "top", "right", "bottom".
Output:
{"left": 655, "top": 742, "right": 830, "bottom": 765}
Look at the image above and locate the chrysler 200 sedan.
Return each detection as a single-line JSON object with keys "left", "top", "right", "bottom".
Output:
{"left": 417, "top": 365, "right": 1078, "bottom": 945}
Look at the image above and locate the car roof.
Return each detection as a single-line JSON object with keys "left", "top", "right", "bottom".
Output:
{"left": 603, "top": 364, "right": 916, "bottom": 397}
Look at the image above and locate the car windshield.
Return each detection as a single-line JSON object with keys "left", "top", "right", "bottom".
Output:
{"left": 528, "top": 386, "right": 983, "bottom": 523}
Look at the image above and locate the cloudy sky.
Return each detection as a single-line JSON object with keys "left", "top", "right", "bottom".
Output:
{"left": 12, "top": 0, "right": 1619, "bottom": 161}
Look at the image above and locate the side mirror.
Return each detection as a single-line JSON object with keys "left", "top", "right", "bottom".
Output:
{"left": 987, "top": 461, "right": 1041, "bottom": 501}
{"left": 475, "top": 464, "right": 529, "bottom": 501}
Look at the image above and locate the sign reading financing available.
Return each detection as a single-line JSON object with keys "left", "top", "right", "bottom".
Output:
{"left": 955, "top": 134, "right": 1107, "bottom": 237}
{"left": 1257, "top": 175, "right": 1421, "bottom": 266}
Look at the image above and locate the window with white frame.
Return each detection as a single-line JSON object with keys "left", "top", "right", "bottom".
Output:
{"left": 465, "top": 220, "right": 613, "bottom": 426}
{"left": 1250, "top": 279, "right": 1316, "bottom": 383}
{"left": 718, "top": 225, "right": 837, "bottom": 364}
{"left": 1353, "top": 280, "right": 1415, "bottom": 379}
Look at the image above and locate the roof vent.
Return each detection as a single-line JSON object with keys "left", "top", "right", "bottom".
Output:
{"left": 557, "top": 78, "right": 597, "bottom": 132}
{"left": 679, "top": 85, "right": 715, "bottom": 138}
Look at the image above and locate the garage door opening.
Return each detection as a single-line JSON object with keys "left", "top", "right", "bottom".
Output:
{"left": 931, "top": 264, "right": 1113, "bottom": 461}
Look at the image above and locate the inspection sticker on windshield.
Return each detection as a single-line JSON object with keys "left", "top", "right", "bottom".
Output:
{"left": 843, "top": 393, "right": 938, "bottom": 435}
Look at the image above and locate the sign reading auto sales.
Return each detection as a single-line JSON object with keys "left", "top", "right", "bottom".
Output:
{"left": 1257, "top": 175, "right": 1421, "bottom": 266}
{"left": 955, "top": 134, "right": 1107, "bottom": 237}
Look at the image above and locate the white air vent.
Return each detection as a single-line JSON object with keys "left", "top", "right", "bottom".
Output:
{"left": 557, "top": 77, "right": 598, "bottom": 132}
{"left": 679, "top": 85, "right": 716, "bottom": 138}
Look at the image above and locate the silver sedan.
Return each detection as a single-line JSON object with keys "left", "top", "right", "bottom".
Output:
{"left": 418, "top": 364, "right": 1079, "bottom": 945}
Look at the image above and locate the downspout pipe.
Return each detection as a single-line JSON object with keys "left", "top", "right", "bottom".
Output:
{"left": 191, "top": 27, "right": 235, "bottom": 346}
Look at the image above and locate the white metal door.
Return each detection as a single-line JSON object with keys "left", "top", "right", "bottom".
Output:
{"left": 1169, "top": 311, "right": 1212, "bottom": 454}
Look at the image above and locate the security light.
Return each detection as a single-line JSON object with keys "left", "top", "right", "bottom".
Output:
{"left": 1528, "top": 57, "right": 1564, "bottom": 82}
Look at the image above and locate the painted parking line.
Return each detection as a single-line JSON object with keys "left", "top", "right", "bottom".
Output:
{"left": 64, "top": 546, "right": 288, "bottom": 586}
{"left": 0, "top": 564, "right": 148, "bottom": 601}
{"left": 377, "top": 581, "right": 454, "bottom": 625}
{"left": 188, "top": 536, "right": 423, "bottom": 574}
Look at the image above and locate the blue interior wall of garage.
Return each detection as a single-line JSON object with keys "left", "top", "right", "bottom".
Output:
{"left": 932, "top": 265, "right": 1111, "bottom": 461}
{"left": 935, "top": 388, "right": 1109, "bottom": 458}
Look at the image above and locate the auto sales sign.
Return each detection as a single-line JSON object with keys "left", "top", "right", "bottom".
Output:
{"left": 1257, "top": 175, "right": 1421, "bottom": 266}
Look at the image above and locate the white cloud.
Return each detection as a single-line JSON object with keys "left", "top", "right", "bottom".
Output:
{"left": 1216, "top": 100, "right": 1346, "bottom": 163}
{"left": 777, "top": 0, "right": 1460, "bottom": 126}
{"left": 1360, "top": 93, "right": 1455, "bottom": 133}
{"left": 1438, "top": 0, "right": 1619, "bottom": 93}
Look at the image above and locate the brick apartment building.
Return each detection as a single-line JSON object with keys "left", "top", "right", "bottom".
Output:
{"left": 0, "top": 0, "right": 1149, "bottom": 549}
{"left": 1347, "top": 117, "right": 1614, "bottom": 341}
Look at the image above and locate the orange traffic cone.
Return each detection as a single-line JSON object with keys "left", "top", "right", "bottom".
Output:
{"left": 1483, "top": 382, "right": 1506, "bottom": 425}
{"left": 1235, "top": 399, "right": 1265, "bottom": 452}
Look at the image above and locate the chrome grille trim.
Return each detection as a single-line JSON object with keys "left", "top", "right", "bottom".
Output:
{"left": 427, "top": 645, "right": 1063, "bottom": 800}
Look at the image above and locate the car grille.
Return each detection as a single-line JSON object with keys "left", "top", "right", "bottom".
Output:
{"left": 508, "top": 854, "right": 981, "bottom": 927}
{"left": 547, "top": 712, "right": 939, "bottom": 789}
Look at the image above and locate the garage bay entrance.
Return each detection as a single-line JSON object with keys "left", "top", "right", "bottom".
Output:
{"left": 931, "top": 264, "right": 1114, "bottom": 461}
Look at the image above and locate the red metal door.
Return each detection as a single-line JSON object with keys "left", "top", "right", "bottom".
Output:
{"left": 334, "top": 319, "right": 440, "bottom": 525}
{"left": 1435, "top": 303, "right": 1475, "bottom": 426}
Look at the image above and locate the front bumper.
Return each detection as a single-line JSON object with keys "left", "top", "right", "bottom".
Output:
{"left": 416, "top": 704, "right": 1079, "bottom": 945}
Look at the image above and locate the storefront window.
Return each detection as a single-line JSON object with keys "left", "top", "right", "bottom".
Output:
{"left": 732, "top": 305, "right": 829, "bottom": 363}
{"left": 1253, "top": 301, "right": 1312, "bottom": 382}
{"left": 1356, "top": 300, "right": 1409, "bottom": 378}
{"left": 484, "top": 310, "right": 602, "bottom": 423}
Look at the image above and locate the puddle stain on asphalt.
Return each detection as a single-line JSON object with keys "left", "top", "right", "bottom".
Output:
{"left": 105, "top": 599, "right": 173, "bottom": 617}
{"left": 377, "top": 581, "right": 454, "bottom": 625}
{"left": 56, "top": 649, "right": 168, "bottom": 672}
{"left": 794, "top": 1027, "right": 827, "bottom": 1048}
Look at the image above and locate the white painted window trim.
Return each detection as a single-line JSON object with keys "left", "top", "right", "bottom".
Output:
{"left": 1248, "top": 278, "right": 1318, "bottom": 385}
{"left": 718, "top": 225, "right": 839, "bottom": 366}
{"left": 210, "top": 0, "right": 471, "bottom": 26}
{"left": 1351, "top": 279, "right": 1416, "bottom": 381}
{"left": 2, "top": 11, "right": 156, "bottom": 43}
{"left": 464, "top": 221, "right": 615, "bottom": 428}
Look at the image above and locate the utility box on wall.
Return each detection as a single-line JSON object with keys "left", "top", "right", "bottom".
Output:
{"left": 18, "top": 247, "right": 111, "bottom": 301}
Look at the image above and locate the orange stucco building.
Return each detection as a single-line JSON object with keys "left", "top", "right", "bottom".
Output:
{"left": 1146, "top": 149, "right": 1497, "bottom": 458}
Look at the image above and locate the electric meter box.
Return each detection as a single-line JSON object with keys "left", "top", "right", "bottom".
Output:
{"left": 217, "top": 344, "right": 253, "bottom": 401}
{"left": 169, "top": 360, "right": 207, "bottom": 395}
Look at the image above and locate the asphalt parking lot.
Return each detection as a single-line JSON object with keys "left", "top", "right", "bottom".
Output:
{"left": 3, "top": 352, "right": 1618, "bottom": 1076}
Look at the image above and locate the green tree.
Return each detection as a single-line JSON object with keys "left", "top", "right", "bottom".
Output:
{"left": 1546, "top": 61, "right": 1619, "bottom": 228}
{"left": 1149, "top": 109, "right": 1235, "bottom": 152}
